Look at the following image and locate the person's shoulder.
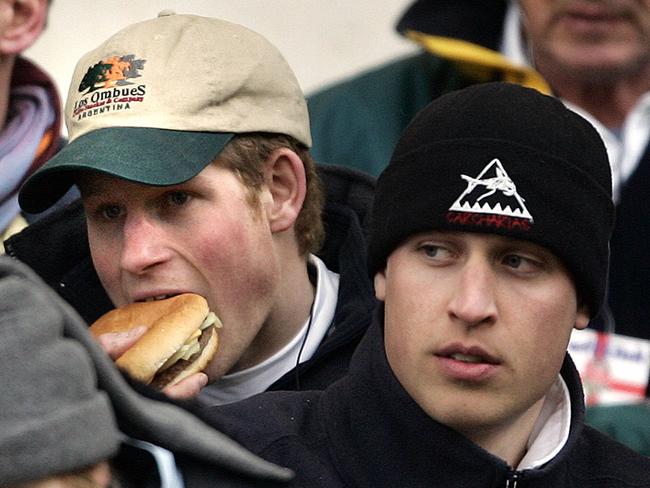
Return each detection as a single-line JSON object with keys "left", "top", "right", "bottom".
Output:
{"left": 569, "top": 424, "right": 650, "bottom": 485}
{"left": 207, "top": 390, "right": 338, "bottom": 483}
{"left": 308, "top": 51, "right": 433, "bottom": 105}
{"left": 200, "top": 390, "right": 325, "bottom": 452}
{"left": 318, "top": 164, "right": 375, "bottom": 211}
{"left": 316, "top": 163, "right": 376, "bottom": 269}
{"left": 8, "top": 198, "right": 86, "bottom": 265}
{"left": 6, "top": 198, "right": 113, "bottom": 323}
{"left": 204, "top": 389, "right": 323, "bottom": 434}
{"left": 306, "top": 51, "right": 444, "bottom": 173}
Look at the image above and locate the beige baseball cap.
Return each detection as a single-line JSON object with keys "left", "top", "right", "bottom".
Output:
{"left": 19, "top": 10, "right": 311, "bottom": 213}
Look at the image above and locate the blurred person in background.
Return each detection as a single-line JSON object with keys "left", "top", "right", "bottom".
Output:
{"left": 0, "top": 0, "right": 72, "bottom": 249}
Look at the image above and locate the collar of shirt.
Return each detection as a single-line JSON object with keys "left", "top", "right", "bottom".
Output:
{"left": 518, "top": 375, "right": 571, "bottom": 470}
{"left": 199, "top": 254, "right": 340, "bottom": 405}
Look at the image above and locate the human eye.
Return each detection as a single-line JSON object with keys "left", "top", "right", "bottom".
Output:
{"left": 417, "top": 242, "right": 454, "bottom": 263}
{"left": 421, "top": 243, "right": 441, "bottom": 258}
{"left": 95, "top": 203, "right": 123, "bottom": 221}
{"left": 502, "top": 253, "right": 543, "bottom": 274}
{"left": 165, "top": 190, "right": 191, "bottom": 206}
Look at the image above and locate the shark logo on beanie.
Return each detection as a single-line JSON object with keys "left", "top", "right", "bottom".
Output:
{"left": 448, "top": 158, "right": 534, "bottom": 231}
{"left": 367, "top": 82, "right": 615, "bottom": 318}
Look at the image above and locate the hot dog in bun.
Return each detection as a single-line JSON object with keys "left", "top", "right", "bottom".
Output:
{"left": 89, "top": 293, "right": 222, "bottom": 388}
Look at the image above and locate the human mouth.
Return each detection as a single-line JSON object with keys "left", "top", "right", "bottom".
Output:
{"left": 140, "top": 294, "right": 177, "bottom": 302}
{"left": 559, "top": 5, "right": 630, "bottom": 32}
{"left": 133, "top": 291, "right": 189, "bottom": 303}
{"left": 438, "top": 344, "right": 500, "bottom": 363}
{"left": 435, "top": 345, "right": 500, "bottom": 381}
{"left": 449, "top": 353, "right": 486, "bottom": 364}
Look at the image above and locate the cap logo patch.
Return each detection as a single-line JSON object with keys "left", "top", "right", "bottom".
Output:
{"left": 447, "top": 158, "right": 533, "bottom": 231}
{"left": 72, "top": 55, "right": 147, "bottom": 120}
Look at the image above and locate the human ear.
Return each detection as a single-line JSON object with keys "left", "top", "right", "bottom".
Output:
{"left": 264, "top": 148, "right": 306, "bottom": 233}
{"left": 374, "top": 270, "right": 386, "bottom": 301}
{"left": 574, "top": 303, "right": 590, "bottom": 330}
{"left": 0, "top": 0, "right": 47, "bottom": 55}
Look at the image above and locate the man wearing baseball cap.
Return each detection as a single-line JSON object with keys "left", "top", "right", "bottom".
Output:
{"left": 200, "top": 83, "right": 650, "bottom": 486}
{"left": 12, "top": 12, "right": 374, "bottom": 402}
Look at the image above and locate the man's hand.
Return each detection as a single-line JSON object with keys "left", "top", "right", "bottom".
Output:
{"left": 163, "top": 373, "right": 209, "bottom": 400}
{"left": 94, "top": 325, "right": 208, "bottom": 399}
{"left": 95, "top": 325, "right": 147, "bottom": 360}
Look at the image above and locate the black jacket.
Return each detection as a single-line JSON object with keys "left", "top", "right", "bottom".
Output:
{"left": 6, "top": 164, "right": 377, "bottom": 393}
{"left": 203, "top": 307, "right": 650, "bottom": 487}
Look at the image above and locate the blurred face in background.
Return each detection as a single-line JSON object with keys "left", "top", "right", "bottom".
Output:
{"left": 519, "top": 0, "right": 650, "bottom": 82}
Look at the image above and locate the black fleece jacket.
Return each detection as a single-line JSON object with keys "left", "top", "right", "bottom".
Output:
{"left": 202, "top": 307, "right": 650, "bottom": 487}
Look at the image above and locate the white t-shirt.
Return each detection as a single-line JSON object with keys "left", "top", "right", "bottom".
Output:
{"left": 518, "top": 376, "right": 571, "bottom": 470}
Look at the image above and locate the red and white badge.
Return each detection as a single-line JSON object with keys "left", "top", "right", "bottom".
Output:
{"left": 569, "top": 329, "right": 650, "bottom": 406}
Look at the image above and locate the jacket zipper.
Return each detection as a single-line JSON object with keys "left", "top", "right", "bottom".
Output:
{"left": 505, "top": 471, "right": 520, "bottom": 487}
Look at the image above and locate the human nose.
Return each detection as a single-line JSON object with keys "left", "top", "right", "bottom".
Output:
{"left": 119, "top": 213, "right": 169, "bottom": 275}
{"left": 447, "top": 259, "right": 498, "bottom": 328}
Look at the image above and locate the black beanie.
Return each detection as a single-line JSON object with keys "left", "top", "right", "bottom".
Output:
{"left": 367, "top": 82, "right": 614, "bottom": 317}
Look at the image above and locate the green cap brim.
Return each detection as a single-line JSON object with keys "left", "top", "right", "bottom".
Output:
{"left": 19, "top": 127, "right": 234, "bottom": 213}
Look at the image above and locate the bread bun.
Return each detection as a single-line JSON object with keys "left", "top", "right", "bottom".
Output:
{"left": 89, "top": 293, "right": 221, "bottom": 387}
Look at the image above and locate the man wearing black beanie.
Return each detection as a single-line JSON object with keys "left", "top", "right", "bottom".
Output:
{"left": 368, "top": 80, "right": 614, "bottom": 318}
{"left": 201, "top": 82, "right": 650, "bottom": 487}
